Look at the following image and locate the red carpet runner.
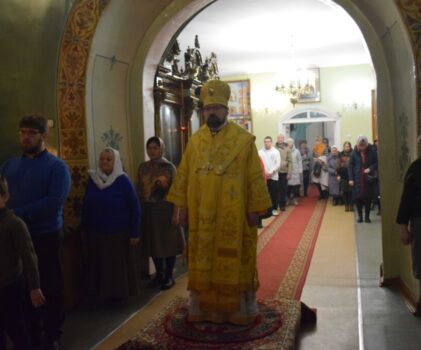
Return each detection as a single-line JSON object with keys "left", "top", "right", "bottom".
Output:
{"left": 257, "top": 189, "right": 327, "bottom": 301}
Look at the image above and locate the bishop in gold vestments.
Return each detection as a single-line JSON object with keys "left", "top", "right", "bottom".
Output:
{"left": 167, "top": 80, "right": 271, "bottom": 325}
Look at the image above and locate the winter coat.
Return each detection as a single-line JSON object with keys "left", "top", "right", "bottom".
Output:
{"left": 348, "top": 145, "right": 378, "bottom": 199}
{"left": 288, "top": 147, "right": 303, "bottom": 186}
{"left": 327, "top": 154, "right": 340, "bottom": 196}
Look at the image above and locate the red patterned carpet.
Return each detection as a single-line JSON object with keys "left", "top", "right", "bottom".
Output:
{"left": 257, "top": 188, "right": 327, "bottom": 300}
{"left": 115, "top": 188, "right": 325, "bottom": 349}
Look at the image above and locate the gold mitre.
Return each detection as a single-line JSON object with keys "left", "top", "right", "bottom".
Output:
{"left": 200, "top": 80, "right": 231, "bottom": 108}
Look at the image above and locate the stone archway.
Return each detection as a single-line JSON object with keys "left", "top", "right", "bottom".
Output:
{"left": 57, "top": 0, "right": 421, "bottom": 303}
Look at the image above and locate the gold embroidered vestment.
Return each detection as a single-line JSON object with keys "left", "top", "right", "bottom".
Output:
{"left": 167, "top": 122, "right": 271, "bottom": 313}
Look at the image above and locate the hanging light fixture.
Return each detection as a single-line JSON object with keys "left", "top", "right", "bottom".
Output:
{"left": 275, "top": 36, "right": 318, "bottom": 107}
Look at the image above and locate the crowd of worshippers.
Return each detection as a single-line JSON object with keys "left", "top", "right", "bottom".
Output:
{"left": 258, "top": 133, "right": 380, "bottom": 227}
{"left": 0, "top": 115, "right": 184, "bottom": 350}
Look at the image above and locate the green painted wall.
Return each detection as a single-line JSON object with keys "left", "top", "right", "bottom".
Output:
{"left": 224, "top": 64, "right": 375, "bottom": 149}
{"left": 0, "top": 0, "right": 71, "bottom": 163}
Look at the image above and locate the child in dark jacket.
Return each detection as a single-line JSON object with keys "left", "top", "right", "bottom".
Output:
{"left": 0, "top": 176, "right": 45, "bottom": 350}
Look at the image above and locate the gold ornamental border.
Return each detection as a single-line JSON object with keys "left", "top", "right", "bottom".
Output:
{"left": 275, "top": 200, "right": 327, "bottom": 300}
{"left": 396, "top": 0, "right": 421, "bottom": 140}
{"left": 57, "top": 0, "right": 110, "bottom": 228}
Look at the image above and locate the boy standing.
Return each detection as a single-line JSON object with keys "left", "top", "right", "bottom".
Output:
{"left": 0, "top": 176, "right": 45, "bottom": 350}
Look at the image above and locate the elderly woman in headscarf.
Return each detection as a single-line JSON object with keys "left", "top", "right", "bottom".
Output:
{"left": 81, "top": 147, "right": 141, "bottom": 302}
{"left": 348, "top": 135, "right": 378, "bottom": 223}
{"left": 137, "top": 137, "right": 185, "bottom": 290}
{"left": 327, "top": 145, "right": 341, "bottom": 205}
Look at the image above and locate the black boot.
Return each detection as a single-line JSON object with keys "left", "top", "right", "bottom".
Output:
{"left": 365, "top": 200, "right": 371, "bottom": 223}
{"left": 161, "top": 256, "right": 176, "bottom": 291}
{"left": 356, "top": 201, "right": 363, "bottom": 222}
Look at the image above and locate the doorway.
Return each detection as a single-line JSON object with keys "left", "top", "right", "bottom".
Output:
{"left": 280, "top": 107, "right": 340, "bottom": 147}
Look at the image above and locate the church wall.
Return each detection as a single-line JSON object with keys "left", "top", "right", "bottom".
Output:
{"left": 223, "top": 64, "right": 375, "bottom": 150}
{"left": 337, "top": 0, "right": 419, "bottom": 297}
{"left": 0, "top": 0, "right": 73, "bottom": 163}
{"left": 85, "top": 0, "right": 173, "bottom": 177}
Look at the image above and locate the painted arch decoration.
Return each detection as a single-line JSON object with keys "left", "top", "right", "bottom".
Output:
{"left": 57, "top": 0, "right": 110, "bottom": 228}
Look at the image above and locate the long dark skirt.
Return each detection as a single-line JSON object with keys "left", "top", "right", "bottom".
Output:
{"left": 142, "top": 201, "right": 185, "bottom": 258}
{"left": 86, "top": 231, "right": 140, "bottom": 298}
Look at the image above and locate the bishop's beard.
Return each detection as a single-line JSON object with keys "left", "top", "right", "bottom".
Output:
{"left": 206, "top": 114, "right": 225, "bottom": 129}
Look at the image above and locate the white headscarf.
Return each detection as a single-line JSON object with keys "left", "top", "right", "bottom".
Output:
{"left": 88, "top": 147, "right": 125, "bottom": 190}
{"left": 356, "top": 135, "right": 368, "bottom": 145}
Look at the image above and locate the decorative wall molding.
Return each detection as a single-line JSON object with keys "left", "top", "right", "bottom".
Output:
{"left": 396, "top": 0, "right": 421, "bottom": 155}
{"left": 57, "top": 0, "right": 110, "bottom": 228}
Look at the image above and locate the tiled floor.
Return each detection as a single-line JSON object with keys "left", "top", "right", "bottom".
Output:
{"left": 61, "top": 204, "right": 421, "bottom": 349}
{"left": 356, "top": 214, "right": 421, "bottom": 350}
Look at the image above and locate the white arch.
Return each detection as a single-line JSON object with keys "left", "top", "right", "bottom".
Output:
{"left": 280, "top": 106, "right": 340, "bottom": 124}
{"left": 279, "top": 106, "right": 341, "bottom": 146}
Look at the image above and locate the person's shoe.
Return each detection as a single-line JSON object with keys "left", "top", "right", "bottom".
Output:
{"left": 161, "top": 278, "right": 175, "bottom": 290}
{"left": 357, "top": 217, "right": 363, "bottom": 223}
{"left": 365, "top": 218, "right": 371, "bottom": 223}
{"left": 147, "top": 274, "right": 163, "bottom": 288}
{"left": 272, "top": 210, "right": 279, "bottom": 216}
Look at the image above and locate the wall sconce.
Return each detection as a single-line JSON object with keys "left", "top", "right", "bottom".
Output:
{"left": 343, "top": 102, "right": 364, "bottom": 110}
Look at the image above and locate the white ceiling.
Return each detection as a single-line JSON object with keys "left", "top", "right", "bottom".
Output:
{"left": 176, "top": 0, "right": 372, "bottom": 77}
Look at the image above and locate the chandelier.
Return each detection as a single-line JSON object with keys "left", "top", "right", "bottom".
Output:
{"left": 275, "top": 68, "right": 317, "bottom": 107}
{"left": 274, "top": 35, "right": 319, "bottom": 107}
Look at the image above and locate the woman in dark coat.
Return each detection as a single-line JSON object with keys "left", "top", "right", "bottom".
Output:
{"left": 137, "top": 137, "right": 185, "bottom": 290}
{"left": 82, "top": 148, "right": 141, "bottom": 301}
{"left": 348, "top": 136, "right": 378, "bottom": 223}
{"left": 338, "top": 141, "right": 353, "bottom": 211}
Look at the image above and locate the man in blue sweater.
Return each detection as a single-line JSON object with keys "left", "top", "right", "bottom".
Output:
{"left": 0, "top": 115, "right": 71, "bottom": 350}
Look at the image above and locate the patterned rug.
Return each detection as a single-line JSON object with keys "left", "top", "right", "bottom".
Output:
{"left": 257, "top": 188, "right": 327, "bottom": 300}
{"left": 115, "top": 296, "right": 301, "bottom": 350}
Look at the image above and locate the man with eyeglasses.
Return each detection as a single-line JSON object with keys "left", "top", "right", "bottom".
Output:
{"left": 0, "top": 115, "right": 71, "bottom": 350}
